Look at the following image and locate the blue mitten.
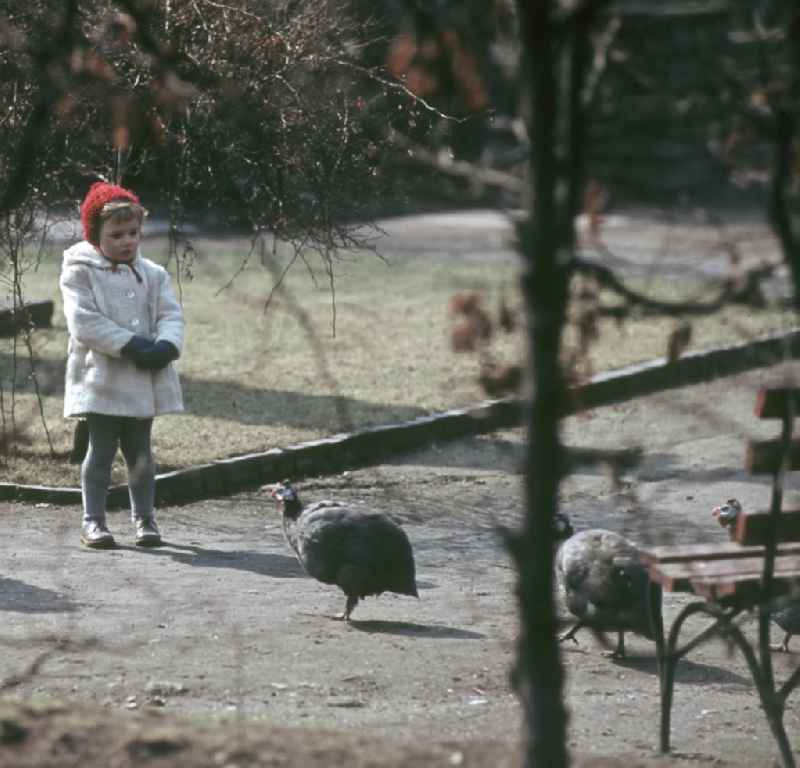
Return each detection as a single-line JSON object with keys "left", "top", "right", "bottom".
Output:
{"left": 120, "top": 335, "right": 156, "bottom": 366}
{"left": 136, "top": 340, "right": 179, "bottom": 371}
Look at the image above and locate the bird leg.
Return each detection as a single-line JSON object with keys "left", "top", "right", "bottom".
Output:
{"left": 333, "top": 595, "right": 359, "bottom": 622}
{"left": 607, "top": 631, "right": 626, "bottom": 660}
{"left": 770, "top": 632, "right": 792, "bottom": 653}
{"left": 558, "top": 622, "right": 583, "bottom": 645}
{"left": 344, "top": 595, "right": 358, "bottom": 621}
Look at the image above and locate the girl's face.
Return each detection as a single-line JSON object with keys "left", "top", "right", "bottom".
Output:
{"left": 98, "top": 215, "right": 141, "bottom": 262}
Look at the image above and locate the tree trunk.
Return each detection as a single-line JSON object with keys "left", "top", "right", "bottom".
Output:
{"left": 512, "top": 0, "right": 600, "bottom": 764}
{"left": 512, "top": 1, "right": 571, "bottom": 766}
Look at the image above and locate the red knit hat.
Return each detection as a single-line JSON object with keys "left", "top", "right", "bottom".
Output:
{"left": 80, "top": 181, "right": 141, "bottom": 245}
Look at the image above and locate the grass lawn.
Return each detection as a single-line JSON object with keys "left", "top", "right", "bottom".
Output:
{"left": 0, "top": 224, "right": 796, "bottom": 487}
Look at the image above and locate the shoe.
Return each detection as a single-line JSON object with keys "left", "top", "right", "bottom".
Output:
{"left": 80, "top": 520, "right": 116, "bottom": 549}
{"left": 134, "top": 517, "right": 162, "bottom": 547}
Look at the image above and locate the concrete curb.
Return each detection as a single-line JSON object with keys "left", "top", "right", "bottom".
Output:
{"left": 3, "top": 327, "right": 799, "bottom": 508}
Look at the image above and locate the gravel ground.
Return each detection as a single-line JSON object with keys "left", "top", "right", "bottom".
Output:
{"left": 1, "top": 363, "right": 800, "bottom": 767}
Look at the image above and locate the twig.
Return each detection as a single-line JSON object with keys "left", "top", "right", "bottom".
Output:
{"left": 553, "top": 0, "right": 616, "bottom": 29}
{"left": 0, "top": 635, "right": 109, "bottom": 693}
{"left": 562, "top": 444, "right": 643, "bottom": 475}
{"left": 582, "top": 16, "right": 621, "bottom": 108}
{"left": 334, "top": 58, "right": 473, "bottom": 123}
{"left": 574, "top": 245, "right": 777, "bottom": 318}
{"left": 215, "top": 235, "right": 261, "bottom": 297}
{"left": 0, "top": 0, "right": 78, "bottom": 216}
{"left": 197, "top": 0, "right": 261, "bottom": 22}
{"left": 0, "top": 650, "right": 52, "bottom": 692}
{"left": 262, "top": 246, "right": 301, "bottom": 315}
{"left": 387, "top": 129, "right": 525, "bottom": 196}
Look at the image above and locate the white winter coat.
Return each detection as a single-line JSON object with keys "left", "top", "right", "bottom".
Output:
{"left": 60, "top": 241, "right": 184, "bottom": 418}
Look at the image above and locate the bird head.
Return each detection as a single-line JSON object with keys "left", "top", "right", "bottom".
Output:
{"left": 266, "top": 480, "right": 302, "bottom": 519}
{"left": 553, "top": 512, "right": 574, "bottom": 542}
{"left": 495, "top": 512, "right": 572, "bottom": 558}
{"left": 711, "top": 498, "right": 742, "bottom": 537}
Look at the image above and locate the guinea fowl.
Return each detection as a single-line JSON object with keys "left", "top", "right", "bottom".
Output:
{"left": 269, "top": 481, "right": 418, "bottom": 621}
{"left": 556, "top": 525, "right": 660, "bottom": 659}
{"left": 712, "top": 498, "right": 800, "bottom": 652}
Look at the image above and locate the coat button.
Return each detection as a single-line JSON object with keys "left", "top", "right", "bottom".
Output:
{"left": 131, "top": 318, "right": 140, "bottom": 326}
{"left": 127, "top": 291, "right": 135, "bottom": 298}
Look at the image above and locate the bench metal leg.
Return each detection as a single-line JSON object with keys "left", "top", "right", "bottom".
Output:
{"left": 659, "top": 642, "right": 678, "bottom": 753}
{"left": 648, "top": 581, "right": 664, "bottom": 677}
{"left": 657, "top": 600, "right": 706, "bottom": 753}
{"left": 716, "top": 613, "right": 796, "bottom": 768}
{"left": 646, "top": 582, "right": 671, "bottom": 751}
{"left": 657, "top": 599, "right": 797, "bottom": 768}
{"left": 657, "top": 601, "right": 742, "bottom": 754}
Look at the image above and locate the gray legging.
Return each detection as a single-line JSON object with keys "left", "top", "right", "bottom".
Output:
{"left": 81, "top": 414, "right": 155, "bottom": 524}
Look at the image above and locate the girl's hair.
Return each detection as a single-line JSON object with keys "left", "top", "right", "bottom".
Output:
{"left": 98, "top": 200, "right": 146, "bottom": 232}
{"left": 80, "top": 181, "right": 146, "bottom": 245}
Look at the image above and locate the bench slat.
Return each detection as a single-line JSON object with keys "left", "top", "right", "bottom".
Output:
{"left": 640, "top": 541, "right": 800, "bottom": 565}
{"left": 657, "top": 554, "right": 800, "bottom": 579}
{"left": 754, "top": 388, "right": 800, "bottom": 419}
{"left": 648, "top": 554, "right": 800, "bottom": 592}
{"left": 690, "top": 580, "right": 756, "bottom": 601}
{"left": 745, "top": 439, "right": 800, "bottom": 474}
{"left": 690, "top": 580, "right": 765, "bottom": 602}
{"left": 690, "top": 573, "right": 800, "bottom": 602}
{"left": 735, "top": 509, "right": 800, "bottom": 546}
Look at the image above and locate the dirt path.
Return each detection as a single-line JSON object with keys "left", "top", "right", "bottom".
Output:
{"left": 1, "top": 363, "right": 800, "bottom": 767}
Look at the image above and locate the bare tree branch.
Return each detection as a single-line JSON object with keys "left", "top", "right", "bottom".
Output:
{"left": 553, "top": 0, "right": 616, "bottom": 30}
{"left": 387, "top": 129, "right": 525, "bottom": 196}
{"left": 574, "top": 247, "right": 778, "bottom": 317}
{"left": 767, "top": 108, "right": 800, "bottom": 308}
{"left": 0, "top": 0, "right": 78, "bottom": 216}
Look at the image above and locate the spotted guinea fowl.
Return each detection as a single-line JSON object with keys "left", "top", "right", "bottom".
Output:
{"left": 556, "top": 524, "right": 660, "bottom": 659}
{"left": 269, "top": 481, "right": 418, "bottom": 621}
{"left": 712, "top": 498, "right": 800, "bottom": 652}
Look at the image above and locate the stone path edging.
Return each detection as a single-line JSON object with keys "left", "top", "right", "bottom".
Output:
{"left": 3, "top": 327, "right": 799, "bottom": 507}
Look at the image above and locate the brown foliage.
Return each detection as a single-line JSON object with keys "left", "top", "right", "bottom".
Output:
{"left": 0, "top": 0, "right": 408, "bottom": 242}
{"left": 448, "top": 291, "right": 493, "bottom": 351}
{"left": 478, "top": 361, "right": 522, "bottom": 397}
{"left": 387, "top": 23, "right": 488, "bottom": 112}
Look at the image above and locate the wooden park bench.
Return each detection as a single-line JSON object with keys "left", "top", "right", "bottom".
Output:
{"left": 640, "top": 388, "right": 800, "bottom": 768}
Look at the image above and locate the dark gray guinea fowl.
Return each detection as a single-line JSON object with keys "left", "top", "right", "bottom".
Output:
{"left": 270, "top": 481, "right": 418, "bottom": 620}
{"left": 556, "top": 526, "right": 660, "bottom": 659}
{"left": 712, "top": 498, "right": 800, "bottom": 652}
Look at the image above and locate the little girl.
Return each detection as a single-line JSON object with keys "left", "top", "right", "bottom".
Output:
{"left": 60, "top": 181, "right": 185, "bottom": 548}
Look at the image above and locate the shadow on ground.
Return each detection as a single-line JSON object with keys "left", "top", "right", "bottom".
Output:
{"left": 118, "top": 543, "right": 305, "bottom": 578}
{"left": 182, "top": 378, "right": 428, "bottom": 428}
{"left": 0, "top": 577, "right": 78, "bottom": 614}
{"left": 612, "top": 653, "right": 753, "bottom": 687}
{"left": 348, "top": 619, "right": 486, "bottom": 639}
